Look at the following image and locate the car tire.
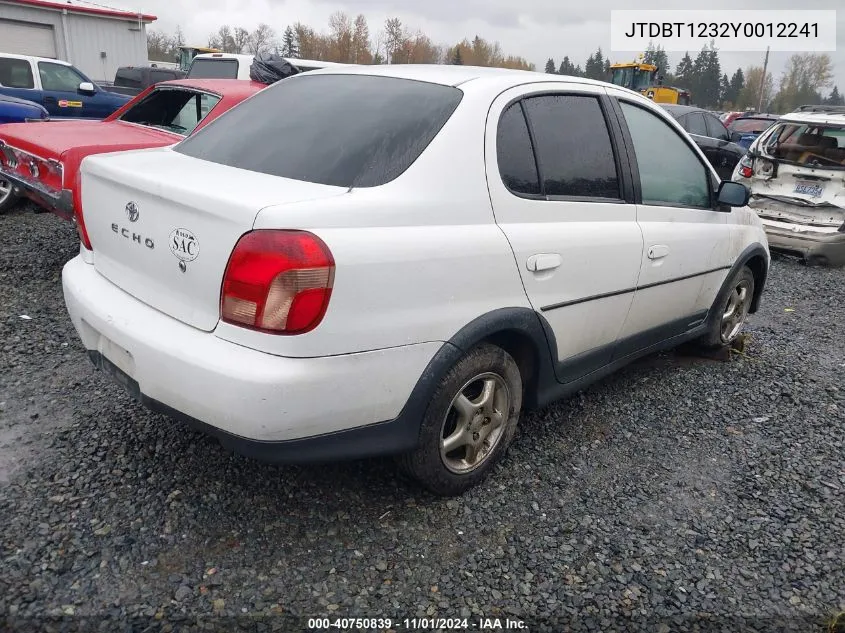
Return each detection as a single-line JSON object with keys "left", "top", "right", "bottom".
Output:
{"left": 0, "top": 177, "right": 20, "bottom": 214}
{"left": 699, "top": 265, "right": 755, "bottom": 349}
{"left": 397, "top": 343, "right": 522, "bottom": 497}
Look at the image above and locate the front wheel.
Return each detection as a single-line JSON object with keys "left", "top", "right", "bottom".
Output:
{"left": 0, "top": 177, "right": 20, "bottom": 214}
{"left": 699, "top": 266, "right": 755, "bottom": 348}
{"left": 397, "top": 343, "right": 522, "bottom": 496}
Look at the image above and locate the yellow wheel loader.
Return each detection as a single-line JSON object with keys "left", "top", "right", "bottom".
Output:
{"left": 609, "top": 60, "right": 691, "bottom": 106}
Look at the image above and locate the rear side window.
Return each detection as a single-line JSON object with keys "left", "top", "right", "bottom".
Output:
{"left": 0, "top": 58, "right": 35, "bottom": 89}
{"left": 151, "top": 70, "right": 176, "bottom": 84}
{"left": 176, "top": 75, "right": 463, "bottom": 188}
{"left": 521, "top": 95, "right": 620, "bottom": 199}
{"left": 122, "top": 89, "right": 220, "bottom": 135}
{"left": 497, "top": 103, "right": 540, "bottom": 195}
{"left": 115, "top": 68, "right": 142, "bottom": 88}
{"left": 704, "top": 113, "right": 729, "bottom": 141}
{"left": 685, "top": 112, "right": 708, "bottom": 136}
{"left": 187, "top": 59, "right": 238, "bottom": 79}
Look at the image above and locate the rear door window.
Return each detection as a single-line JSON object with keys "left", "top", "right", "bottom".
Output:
{"left": 704, "top": 113, "right": 730, "bottom": 141}
{"left": 176, "top": 74, "right": 463, "bottom": 187}
{"left": 685, "top": 112, "right": 708, "bottom": 137}
{"left": 520, "top": 94, "right": 620, "bottom": 199}
{"left": 0, "top": 58, "right": 35, "bottom": 88}
{"left": 187, "top": 59, "right": 238, "bottom": 79}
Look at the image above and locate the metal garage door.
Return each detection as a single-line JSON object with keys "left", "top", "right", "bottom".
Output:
{"left": 0, "top": 20, "right": 57, "bottom": 58}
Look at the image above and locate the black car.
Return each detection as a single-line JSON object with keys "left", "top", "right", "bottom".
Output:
{"left": 661, "top": 104, "right": 745, "bottom": 180}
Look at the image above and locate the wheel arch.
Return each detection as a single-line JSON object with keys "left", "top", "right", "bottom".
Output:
{"left": 733, "top": 243, "right": 769, "bottom": 313}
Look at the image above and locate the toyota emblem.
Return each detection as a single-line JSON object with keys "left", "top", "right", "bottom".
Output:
{"left": 125, "top": 201, "right": 139, "bottom": 222}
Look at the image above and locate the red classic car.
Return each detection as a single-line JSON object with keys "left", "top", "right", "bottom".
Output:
{"left": 0, "top": 79, "right": 265, "bottom": 219}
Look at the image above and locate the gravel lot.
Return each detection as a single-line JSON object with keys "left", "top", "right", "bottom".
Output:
{"left": 1, "top": 203, "right": 843, "bottom": 633}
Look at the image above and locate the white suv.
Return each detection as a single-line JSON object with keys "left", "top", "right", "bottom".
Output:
{"left": 62, "top": 65, "right": 770, "bottom": 495}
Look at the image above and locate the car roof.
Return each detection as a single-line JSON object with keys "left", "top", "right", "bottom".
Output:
{"left": 0, "top": 52, "right": 73, "bottom": 66}
{"left": 301, "top": 63, "right": 608, "bottom": 88}
{"left": 779, "top": 111, "right": 845, "bottom": 126}
{"left": 155, "top": 78, "right": 267, "bottom": 97}
{"left": 660, "top": 104, "right": 705, "bottom": 115}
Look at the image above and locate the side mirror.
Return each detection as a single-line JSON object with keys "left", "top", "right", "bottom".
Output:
{"left": 78, "top": 81, "right": 96, "bottom": 95}
{"left": 717, "top": 181, "right": 750, "bottom": 207}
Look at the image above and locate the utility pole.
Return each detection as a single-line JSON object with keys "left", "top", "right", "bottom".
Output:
{"left": 757, "top": 46, "right": 770, "bottom": 112}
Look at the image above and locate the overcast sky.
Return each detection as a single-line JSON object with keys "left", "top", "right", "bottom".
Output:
{"left": 115, "top": 0, "right": 844, "bottom": 93}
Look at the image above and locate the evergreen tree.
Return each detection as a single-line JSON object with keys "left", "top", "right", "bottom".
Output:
{"left": 826, "top": 85, "right": 844, "bottom": 105}
{"left": 452, "top": 47, "right": 463, "bottom": 65}
{"left": 675, "top": 52, "right": 694, "bottom": 88}
{"left": 719, "top": 73, "right": 730, "bottom": 107}
{"left": 558, "top": 56, "right": 576, "bottom": 76}
{"left": 281, "top": 26, "right": 299, "bottom": 58}
{"left": 544, "top": 58, "right": 556, "bottom": 74}
{"left": 574, "top": 64, "right": 584, "bottom": 77}
{"left": 727, "top": 68, "right": 745, "bottom": 106}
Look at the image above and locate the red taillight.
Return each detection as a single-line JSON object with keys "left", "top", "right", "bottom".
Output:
{"left": 738, "top": 155, "right": 754, "bottom": 179}
{"left": 73, "top": 171, "right": 92, "bottom": 250}
{"left": 221, "top": 230, "right": 335, "bottom": 334}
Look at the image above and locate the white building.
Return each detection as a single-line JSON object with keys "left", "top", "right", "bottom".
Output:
{"left": 0, "top": 0, "right": 156, "bottom": 82}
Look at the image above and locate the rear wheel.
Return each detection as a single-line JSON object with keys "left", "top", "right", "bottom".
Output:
{"left": 699, "top": 266, "right": 755, "bottom": 348}
{"left": 0, "top": 177, "right": 19, "bottom": 213}
{"left": 398, "top": 343, "right": 522, "bottom": 496}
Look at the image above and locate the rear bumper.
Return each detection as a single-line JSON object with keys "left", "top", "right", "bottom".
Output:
{"left": 62, "top": 255, "right": 440, "bottom": 461}
{"left": 0, "top": 167, "right": 72, "bottom": 219}
{"left": 760, "top": 218, "right": 845, "bottom": 267}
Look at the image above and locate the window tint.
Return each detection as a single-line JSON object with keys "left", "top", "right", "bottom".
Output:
{"left": 0, "top": 58, "right": 35, "bottom": 89}
{"left": 114, "top": 68, "right": 142, "bottom": 88}
{"left": 620, "top": 102, "right": 710, "bottom": 208}
{"left": 704, "top": 113, "right": 729, "bottom": 140}
{"left": 38, "top": 62, "right": 86, "bottom": 92}
{"left": 187, "top": 59, "right": 238, "bottom": 79}
{"left": 151, "top": 70, "right": 175, "bottom": 84}
{"left": 122, "top": 89, "right": 220, "bottom": 135}
{"left": 521, "top": 95, "right": 619, "bottom": 199}
{"left": 497, "top": 103, "right": 540, "bottom": 195}
{"left": 176, "top": 75, "right": 463, "bottom": 188}
{"left": 685, "top": 112, "right": 708, "bottom": 136}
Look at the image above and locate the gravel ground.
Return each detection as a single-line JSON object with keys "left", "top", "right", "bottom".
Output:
{"left": 1, "top": 203, "right": 843, "bottom": 633}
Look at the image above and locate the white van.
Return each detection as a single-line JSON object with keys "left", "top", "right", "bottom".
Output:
{"left": 187, "top": 53, "right": 348, "bottom": 80}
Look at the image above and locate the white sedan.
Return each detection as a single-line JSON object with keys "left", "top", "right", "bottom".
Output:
{"left": 62, "top": 64, "right": 769, "bottom": 496}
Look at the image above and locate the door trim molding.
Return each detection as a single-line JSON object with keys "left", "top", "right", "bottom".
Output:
{"left": 540, "top": 265, "right": 730, "bottom": 312}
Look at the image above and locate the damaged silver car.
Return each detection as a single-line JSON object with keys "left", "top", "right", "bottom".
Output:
{"left": 732, "top": 104, "right": 845, "bottom": 267}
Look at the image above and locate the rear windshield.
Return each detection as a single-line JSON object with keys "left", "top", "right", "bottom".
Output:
{"left": 187, "top": 59, "right": 238, "bottom": 79}
{"left": 761, "top": 123, "right": 845, "bottom": 169}
{"left": 731, "top": 118, "right": 777, "bottom": 134}
{"left": 175, "top": 74, "right": 463, "bottom": 188}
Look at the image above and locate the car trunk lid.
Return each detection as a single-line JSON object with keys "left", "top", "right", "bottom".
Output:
{"left": 81, "top": 147, "right": 348, "bottom": 331}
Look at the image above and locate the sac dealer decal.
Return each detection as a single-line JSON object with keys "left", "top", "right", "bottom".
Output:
{"left": 58, "top": 100, "right": 83, "bottom": 108}
{"left": 169, "top": 228, "right": 200, "bottom": 272}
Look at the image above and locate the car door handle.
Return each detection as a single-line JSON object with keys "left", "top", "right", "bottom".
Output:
{"left": 647, "top": 245, "right": 670, "bottom": 260}
{"left": 526, "top": 253, "right": 562, "bottom": 272}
